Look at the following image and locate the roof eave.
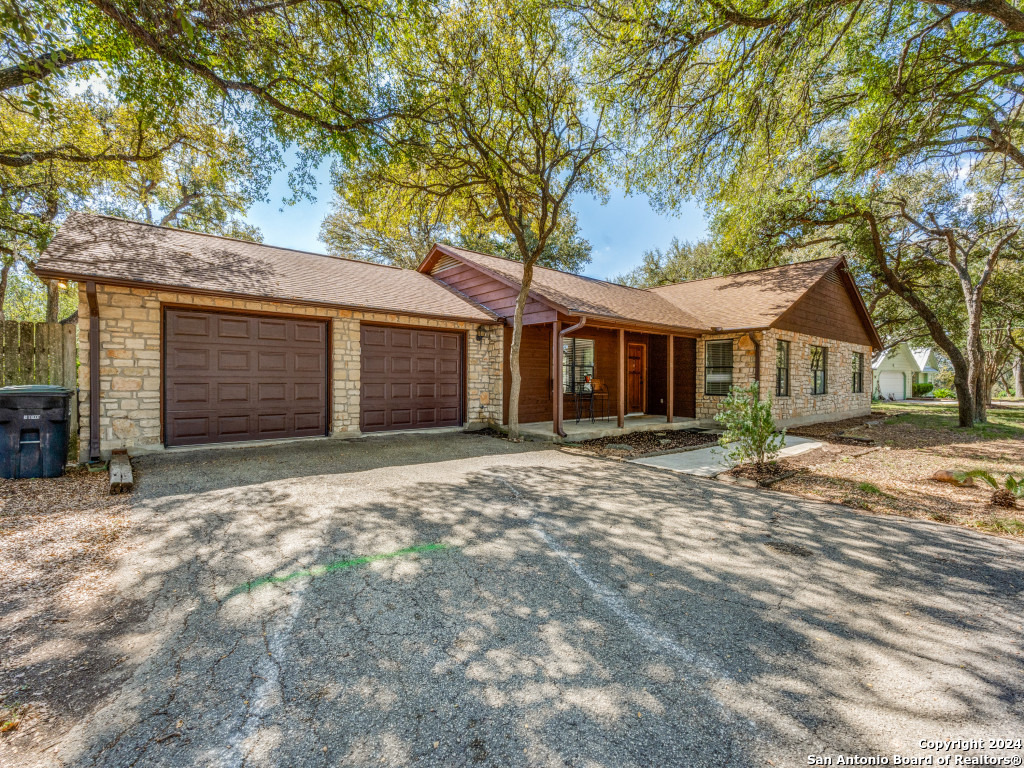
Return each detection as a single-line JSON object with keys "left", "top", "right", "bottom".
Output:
{"left": 31, "top": 267, "right": 503, "bottom": 326}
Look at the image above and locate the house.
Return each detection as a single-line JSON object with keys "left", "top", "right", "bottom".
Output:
{"left": 872, "top": 343, "right": 940, "bottom": 400}
{"left": 33, "top": 214, "right": 881, "bottom": 459}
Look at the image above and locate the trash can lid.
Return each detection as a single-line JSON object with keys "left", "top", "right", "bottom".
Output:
{"left": 0, "top": 384, "right": 72, "bottom": 395}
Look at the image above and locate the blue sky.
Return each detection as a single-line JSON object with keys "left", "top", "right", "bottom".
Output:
{"left": 244, "top": 161, "right": 708, "bottom": 281}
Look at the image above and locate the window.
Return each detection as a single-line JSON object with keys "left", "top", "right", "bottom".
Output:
{"left": 811, "top": 345, "right": 828, "bottom": 395}
{"left": 705, "top": 340, "right": 734, "bottom": 395}
{"left": 775, "top": 340, "right": 790, "bottom": 397}
{"left": 852, "top": 352, "right": 864, "bottom": 394}
{"left": 562, "top": 338, "right": 595, "bottom": 394}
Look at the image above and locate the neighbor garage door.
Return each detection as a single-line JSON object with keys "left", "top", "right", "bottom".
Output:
{"left": 877, "top": 371, "right": 905, "bottom": 400}
{"left": 164, "top": 308, "right": 328, "bottom": 447}
{"left": 360, "top": 325, "right": 463, "bottom": 432}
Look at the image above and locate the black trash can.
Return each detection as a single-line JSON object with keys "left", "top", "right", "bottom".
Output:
{"left": 0, "top": 385, "right": 73, "bottom": 479}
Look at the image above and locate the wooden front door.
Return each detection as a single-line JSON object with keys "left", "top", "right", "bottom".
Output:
{"left": 627, "top": 343, "right": 645, "bottom": 413}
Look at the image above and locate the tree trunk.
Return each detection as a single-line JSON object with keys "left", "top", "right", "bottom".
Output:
{"left": 506, "top": 261, "right": 535, "bottom": 440}
{"left": 1014, "top": 355, "right": 1024, "bottom": 399}
{"left": 0, "top": 261, "right": 9, "bottom": 322}
{"left": 963, "top": 295, "right": 987, "bottom": 423}
{"left": 861, "top": 210, "right": 976, "bottom": 426}
{"left": 45, "top": 279, "right": 60, "bottom": 323}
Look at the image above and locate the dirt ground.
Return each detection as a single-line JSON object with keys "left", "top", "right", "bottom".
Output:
{"left": 761, "top": 403, "right": 1024, "bottom": 537}
{"left": 0, "top": 467, "right": 136, "bottom": 759}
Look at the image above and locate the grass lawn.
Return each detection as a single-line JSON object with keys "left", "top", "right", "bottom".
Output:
{"left": 774, "top": 401, "right": 1024, "bottom": 537}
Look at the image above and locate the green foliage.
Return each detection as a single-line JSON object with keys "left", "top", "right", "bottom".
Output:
{"left": 858, "top": 482, "right": 883, "bottom": 495}
{"left": 913, "top": 382, "right": 934, "bottom": 397}
{"left": 714, "top": 383, "right": 785, "bottom": 468}
{"left": 613, "top": 238, "right": 723, "bottom": 287}
{"left": 933, "top": 388, "right": 954, "bottom": 399}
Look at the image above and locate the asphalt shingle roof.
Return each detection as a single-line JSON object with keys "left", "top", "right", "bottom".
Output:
{"left": 432, "top": 245, "right": 708, "bottom": 331}
{"left": 34, "top": 213, "right": 497, "bottom": 323}
{"left": 649, "top": 257, "right": 841, "bottom": 329}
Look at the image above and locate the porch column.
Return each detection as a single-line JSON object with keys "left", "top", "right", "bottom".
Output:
{"left": 617, "top": 328, "right": 625, "bottom": 428}
{"left": 552, "top": 319, "right": 562, "bottom": 435}
{"left": 666, "top": 334, "right": 674, "bottom": 424}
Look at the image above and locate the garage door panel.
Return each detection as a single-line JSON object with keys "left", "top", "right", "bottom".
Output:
{"left": 294, "top": 382, "right": 323, "bottom": 401}
{"left": 164, "top": 309, "right": 328, "bottom": 447}
{"left": 218, "top": 349, "right": 251, "bottom": 371}
{"left": 293, "top": 322, "right": 324, "bottom": 343}
{"left": 878, "top": 371, "right": 905, "bottom": 400}
{"left": 295, "top": 352, "right": 324, "bottom": 373}
{"left": 217, "top": 317, "right": 251, "bottom": 339}
{"left": 360, "top": 325, "right": 462, "bottom": 432}
{"left": 169, "top": 314, "right": 211, "bottom": 338}
{"left": 217, "top": 382, "right": 249, "bottom": 404}
{"left": 171, "top": 348, "right": 210, "bottom": 370}
{"left": 217, "top": 415, "right": 251, "bottom": 436}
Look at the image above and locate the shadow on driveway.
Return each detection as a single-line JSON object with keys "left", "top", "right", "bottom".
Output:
{"left": 14, "top": 434, "right": 1024, "bottom": 768}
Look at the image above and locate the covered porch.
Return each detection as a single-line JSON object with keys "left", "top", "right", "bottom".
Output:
{"left": 503, "top": 317, "right": 702, "bottom": 439}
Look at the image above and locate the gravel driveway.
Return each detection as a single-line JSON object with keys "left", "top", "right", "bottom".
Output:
{"left": 27, "top": 433, "right": 1024, "bottom": 767}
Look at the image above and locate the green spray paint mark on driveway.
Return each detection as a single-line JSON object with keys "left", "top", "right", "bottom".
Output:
{"left": 230, "top": 543, "right": 448, "bottom": 597}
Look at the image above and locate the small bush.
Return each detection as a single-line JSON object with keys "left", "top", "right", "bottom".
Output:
{"left": 913, "top": 382, "right": 934, "bottom": 397}
{"left": 858, "top": 482, "right": 883, "bottom": 495}
{"left": 932, "top": 387, "right": 954, "bottom": 398}
{"left": 961, "top": 471, "right": 1022, "bottom": 508}
{"left": 714, "top": 382, "right": 785, "bottom": 468}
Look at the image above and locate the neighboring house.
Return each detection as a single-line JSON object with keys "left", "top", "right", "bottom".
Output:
{"left": 34, "top": 214, "right": 881, "bottom": 459}
{"left": 872, "top": 343, "right": 940, "bottom": 400}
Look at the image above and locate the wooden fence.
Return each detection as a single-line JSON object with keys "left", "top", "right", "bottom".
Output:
{"left": 1, "top": 320, "right": 79, "bottom": 441}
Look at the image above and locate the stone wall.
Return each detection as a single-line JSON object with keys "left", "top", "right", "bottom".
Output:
{"left": 695, "top": 329, "right": 873, "bottom": 427}
{"left": 78, "top": 284, "right": 504, "bottom": 457}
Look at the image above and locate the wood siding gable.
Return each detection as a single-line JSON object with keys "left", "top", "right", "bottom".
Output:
{"left": 421, "top": 250, "right": 559, "bottom": 325}
{"left": 772, "top": 267, "right": 880, "bottom": 348}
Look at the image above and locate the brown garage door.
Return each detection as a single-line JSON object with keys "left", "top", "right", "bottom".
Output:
{"left": 164, "top": 308, "right": 328, "bottom": 447}
{"left": 360, "top": 325, "right": 463, "bottom": 432}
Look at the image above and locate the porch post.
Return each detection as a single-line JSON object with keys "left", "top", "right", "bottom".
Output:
{"left": 667, "top": 334, "right": 674, "bottom": 424}
{"left": 617, "top": 328, "right": 625, "bottom": 428}
{"left": 552, "top": 320, "right": 562, "bottom": 435}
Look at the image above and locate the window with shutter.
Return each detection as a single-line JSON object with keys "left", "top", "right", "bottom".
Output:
{"left": 776, "top": 340, "right": 790, "bottom": 397}
{"left": 704, "top": 340, "right": 733, "bottom": 395}
{"left": 811, "top": 346, "right": 828, "bottom": 395}
{"left": 562, "top": 338, "right": 595, "bottom": 394}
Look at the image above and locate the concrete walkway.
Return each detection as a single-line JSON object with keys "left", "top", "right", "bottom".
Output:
{"left": 629, "top": 434, "right": 822, "bottom": 476}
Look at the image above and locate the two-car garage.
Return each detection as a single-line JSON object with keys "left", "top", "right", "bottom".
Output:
{"left": 163, "top": 308, "right": 464, "bottom": 447}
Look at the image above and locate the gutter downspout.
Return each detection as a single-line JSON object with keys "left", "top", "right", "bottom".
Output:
{"left": 555, "top": 316, "right": 587, "bottom": 438}
{"left": 746, "top": 331, "right": 761, "bottom": 399}
{"left": 86, "top": 282, "right": 100, "bottom": 461}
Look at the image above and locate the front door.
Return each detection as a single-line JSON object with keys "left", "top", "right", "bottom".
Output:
{"left": 627, "top": 343, "right": 645, "bottom": 413}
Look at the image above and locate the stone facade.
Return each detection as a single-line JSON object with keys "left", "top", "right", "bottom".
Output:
{"left": 695, "top": 329, "right": 873, "bottom": 428}
{"left": 78, "top": 284, "right": 504, "bottom": 457}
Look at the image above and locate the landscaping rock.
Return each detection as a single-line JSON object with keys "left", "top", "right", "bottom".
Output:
{"left": 605, "top": 443, "right": 634, "bottom": 452}
{"left": 930, "top": 470, "right": 974, "bottom": 487}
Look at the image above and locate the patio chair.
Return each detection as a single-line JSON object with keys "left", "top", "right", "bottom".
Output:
{"left": 590, "top": 377, "right": 610, "bottom": 421}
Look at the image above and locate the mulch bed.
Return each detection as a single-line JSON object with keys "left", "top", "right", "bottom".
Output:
{"left": 758, "top": 413, "right": 1024, "bottom": 537}
{"left": 574, "top": 429, "right": 719, "bottom": 457}
{"left": 0, "top": 467, "right": 135, "bottom": 761}
{"left": 729, "top": 462, "right": 795, "bottom": 487}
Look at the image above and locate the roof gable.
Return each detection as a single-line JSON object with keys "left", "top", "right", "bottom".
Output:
{"left": 421, "top": 244, "right": 708, "bottom": 331}
{"left": 34, "top": 213, "right": 498, "bottom": 323}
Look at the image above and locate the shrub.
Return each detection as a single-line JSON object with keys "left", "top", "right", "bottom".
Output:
{"left": 960, "top": 471, "right": 1023, "bottom": 508}
{"left": 714, "top": 382, "right": 786, "bottom": 468}
{"left": 932, "top": 387, "right": 954, "bottom": 398}
{"left": 912, "top": 382, "right": 933, "bottom": 397}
